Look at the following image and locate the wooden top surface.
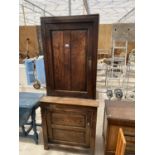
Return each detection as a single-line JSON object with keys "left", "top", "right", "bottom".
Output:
{"left": 40, "top": 96, "right": 99, "bottom": 107}
{"left": 105, "top": 100, "right": 135, "bottom": 121}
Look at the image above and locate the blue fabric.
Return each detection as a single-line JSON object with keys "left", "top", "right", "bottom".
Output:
{"left": 35, "top": 57, "right": 46, "bottom": 85}
{"left": 24, "top": 57, "right": 46, "bottom": 86}
{"left": 25, "top": 59, "right": 35, "bottom": 85}
{"left": 19, "top": 92, "right": 44, "bottom": 126}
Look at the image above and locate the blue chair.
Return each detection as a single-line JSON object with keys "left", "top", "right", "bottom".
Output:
{"left": 19, "top": 92, "right": 44, "bottom": 144}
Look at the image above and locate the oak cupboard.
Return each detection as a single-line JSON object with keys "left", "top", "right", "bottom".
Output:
{"left": 40, "top": 14, "right": 99, "bottom": 154}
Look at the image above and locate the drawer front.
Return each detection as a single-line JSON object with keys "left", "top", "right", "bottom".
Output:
{"left": 123, "top": 127, "right": 135, "bottom": 153}
{"left": 46, "top": 105, "right": 92, "bottom": 147}
{"left": 122, "top": 126, "right": 135, "bottom": 135}
{"left": 47, "top": 104, "right": 93, "bottom": 112}
{"left": 51, "top": 113, "right": 86, "bottom": 127}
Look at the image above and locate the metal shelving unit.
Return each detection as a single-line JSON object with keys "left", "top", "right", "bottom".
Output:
{"left": 105, "top": 40, "right": 128, "bottom": 95}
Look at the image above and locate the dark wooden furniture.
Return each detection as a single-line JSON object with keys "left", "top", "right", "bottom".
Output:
{"left": 40, "top": 14, "right": 99, "bottom": 154}
{"left": 41, "top": 14, "right": 99, "bottom": 99}
{"left": 40, "top": 96, "right": 98, "bottom": 154}
{"left": 19, "top": 92, "right": 44, "bottom": 144}
{"left": 103, "top": 100, "right": 135, "bottom": 155}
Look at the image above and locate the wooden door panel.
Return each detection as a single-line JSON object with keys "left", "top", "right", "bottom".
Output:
{"left": 52, "top": 30, "right": 87, "bottom": 92}
{"left": 52, "top": 129, "right": 85, "bottom": 143}
{"left": 41, "top": 15, "right": 99, "bottom": 98}
{"left": 52, "top": 31, "right": 71, "bottom": 90}
{"left": 46, "top": 106, "right": 92, "bottom": 147}
{"left": 71, "top": 30, "right": 87, "bottom": 91}
{"left": 63, "top": 31, "right": 71, "bottom": 90}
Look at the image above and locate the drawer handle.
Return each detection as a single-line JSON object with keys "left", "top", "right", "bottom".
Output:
{"left": 65, "top": 44, "right": 70, "bottom": 48}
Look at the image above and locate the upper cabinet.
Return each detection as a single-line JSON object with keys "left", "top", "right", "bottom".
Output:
{"left": 41, "top": 14, "right": 99, "bottom": 99}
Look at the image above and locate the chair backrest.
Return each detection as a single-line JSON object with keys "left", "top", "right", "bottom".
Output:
{"left": 115, "top": 128, "right": 126, "bottom": 155}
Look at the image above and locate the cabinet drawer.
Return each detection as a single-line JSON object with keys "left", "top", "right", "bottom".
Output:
{"left": 48, "top": 104, "right": 90, "bottom": 112}
{"left": 122, "top": 126, "right": 135, "bottom": 135}
{"left": 122, "top": 127, "right": 135, "bottom": 153}
{"left": 51, "top": 113, "right": 86, "bottom": 127}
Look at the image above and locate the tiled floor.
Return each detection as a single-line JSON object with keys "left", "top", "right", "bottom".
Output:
{"left": 19, "top": 87, "right": 106, "bottom": 155}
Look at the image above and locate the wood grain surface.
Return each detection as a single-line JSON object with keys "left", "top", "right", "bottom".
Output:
{"left": 40, "top": 96, "right": 99, "bottom": 107}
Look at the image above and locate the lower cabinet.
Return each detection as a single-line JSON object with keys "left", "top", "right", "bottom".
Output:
{"left": 103, "top": 124, "right": 135, "bottom": 155}
{"left": 40, "top": 96, "right": 98, "bottom": 154}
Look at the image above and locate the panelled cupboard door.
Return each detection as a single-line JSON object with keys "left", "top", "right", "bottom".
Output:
{"left": 45, "top": 105, "right": 92, "bottom": 147}
{"left": 41, "top": 15, "right": 99, "bottom": 99}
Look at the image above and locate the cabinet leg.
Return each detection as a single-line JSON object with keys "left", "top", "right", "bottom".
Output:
{"left": 90, "top": 149, "right": 95, "bottom": 155}
{"left": 44, "top": 145, "right": 49, "bottom": 150}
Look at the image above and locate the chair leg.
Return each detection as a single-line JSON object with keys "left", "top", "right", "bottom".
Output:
{"left": 21, "top": 125, "right": 26, "bottom": 136}
{"left": 31, "top": 110, "right": 38, "bottom": 144}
